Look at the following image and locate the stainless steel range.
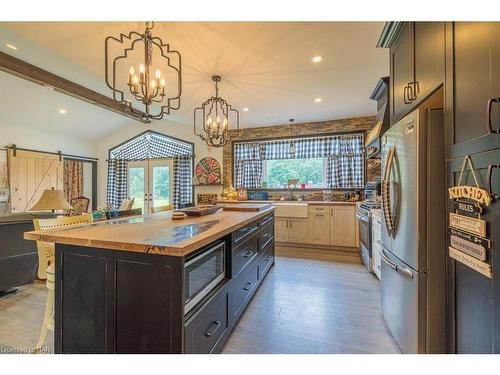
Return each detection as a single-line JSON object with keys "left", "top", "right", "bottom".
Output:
{"left": 356, "top": 181, "right": 381, "bottom": 273}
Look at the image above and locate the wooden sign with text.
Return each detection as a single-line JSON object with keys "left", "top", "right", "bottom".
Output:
{"left": 448, "top": 228, "right": 491, "bottom": 249}
{"left": 452, "top": 199, "right": 482, "bottom": 218}
{"left": 449, "top": 247, "right": 492, "bottom": 279}
{"left": 450, "top": 235, "right": 487, "bottom": 261}
{"left": 449, "top": 213, "right": 486, "bottom": 237}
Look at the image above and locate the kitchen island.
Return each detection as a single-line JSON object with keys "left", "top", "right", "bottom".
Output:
{"left": 24, "top": 207, "right": 275, "bottom": 354}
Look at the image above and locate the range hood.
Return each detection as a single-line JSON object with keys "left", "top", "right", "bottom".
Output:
{"left": 365, "top": 77, "right": 390, "bottom": 159}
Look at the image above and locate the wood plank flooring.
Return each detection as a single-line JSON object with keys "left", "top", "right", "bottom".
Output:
{"left": 0, "top": 246, "right": 400, "bottom": 354}
{"left": 221, "top": 246, "right": 401, "bottom": 353}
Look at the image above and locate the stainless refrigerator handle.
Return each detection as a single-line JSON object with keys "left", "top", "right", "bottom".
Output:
{"left": 380, "top": 249, "right": 413, "bottom": 280}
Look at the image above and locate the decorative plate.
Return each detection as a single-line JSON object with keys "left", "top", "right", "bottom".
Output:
{"left": 195, "top": 157, "right": 221, "bottom": 185}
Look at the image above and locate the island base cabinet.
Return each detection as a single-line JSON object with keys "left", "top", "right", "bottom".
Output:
{"left": 229, "top": 264, "right": 259, "bottom": 326}
{"left": 184, "top": 289, "right": 229, "bottom": 354}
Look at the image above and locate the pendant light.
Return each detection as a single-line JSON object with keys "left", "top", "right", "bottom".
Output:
{"left": 193, "top": 75, "right": 240, "bottom": 148}
{"left": 289, "top": 118, "right": 296, "bottom": 155}
{"left": 104, "top": 21, "right": 182, "bottom": 121}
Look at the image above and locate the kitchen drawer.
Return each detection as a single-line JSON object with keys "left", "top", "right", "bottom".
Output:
{"left": 232, "top": 221, "right": 259, "bottom": 247}
{"left": 259, "top": 221, "right": 274, "bottom": 251}
{"left": 230, "top": 264, "right": 259, "bottom": 322}
{"left": 232, "top": 234, "right": 258, "bottom": 278}
{"left": 258, "top": 243, "right": 274, "bottom": 280}
{"left": 308, "top": 205, "right": 329, "bottom": 213}
{"left": 259, "top": 213, "right": 274, "bottom": 228}
{"left": 184, "top": 289, "right": 228, "bottom": 354}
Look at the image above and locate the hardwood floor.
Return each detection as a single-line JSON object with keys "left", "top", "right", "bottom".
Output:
{"left": 221, "top": 246, "right": 401, "bottom": 354}
{"left": 0, "top": 246, "right": 400, "bottom": 354}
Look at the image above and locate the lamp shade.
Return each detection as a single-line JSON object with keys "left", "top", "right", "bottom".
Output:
{"left": 30, "top": 188, "right": 73, "bottom": 211}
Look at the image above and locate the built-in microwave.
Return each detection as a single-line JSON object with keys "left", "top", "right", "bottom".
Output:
{"left": 184, "top": 241, "right": 226, "bottom": 314}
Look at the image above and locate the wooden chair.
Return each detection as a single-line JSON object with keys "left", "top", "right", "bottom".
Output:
{"left": 150, "top": 204, "right": 173, "bottom": 214}
{"left": 69, "top": 196, "right": 90, "bottom": 215}
{"left": 32, "top": 214, "right": 93, "bottom": 352}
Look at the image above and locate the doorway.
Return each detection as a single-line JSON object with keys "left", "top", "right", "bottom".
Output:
{"left": 127, "top": 158, "right": 174, "bottom": 214}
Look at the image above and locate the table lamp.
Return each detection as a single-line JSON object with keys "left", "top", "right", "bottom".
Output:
{"left": 30, "top": 187, "right": 73, "bottom": 213}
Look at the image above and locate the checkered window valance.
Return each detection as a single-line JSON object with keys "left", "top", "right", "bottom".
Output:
{"left": 234, "top": 133, "right": 364, "bottom": 189}
{"left": 110, "top": 132, "right": 193, "bottom": 160}
{"left": 107, "top": 132, "right": 193, "bottom": 209}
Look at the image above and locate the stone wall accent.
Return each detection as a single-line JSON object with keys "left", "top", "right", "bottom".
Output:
{"left": 222, "top": 115, "right": 378, "bottom": 187}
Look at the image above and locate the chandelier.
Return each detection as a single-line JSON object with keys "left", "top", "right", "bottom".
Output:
{"left": 193, "top": 75, "right": 240, "bottom": 147}
{"left": 105, "top": 21, "right": 182, "bottom": 121}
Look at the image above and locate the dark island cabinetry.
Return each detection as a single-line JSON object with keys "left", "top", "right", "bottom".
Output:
{"left": 53, "top": 211, "right": 275, "bottom": 354}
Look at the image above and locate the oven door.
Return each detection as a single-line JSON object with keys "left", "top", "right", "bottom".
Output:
{"left": 357, "top": 212, "right": 371, "bottom": 252}
{"left": 184, "top": 241, "right": 226, "bottom": 313}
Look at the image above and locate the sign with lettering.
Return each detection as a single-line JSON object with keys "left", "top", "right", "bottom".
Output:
{"left": 452, "top": 199, "right": 482, "bottom": 218}
{"left": 448, "top": 185, "right": 491, "bottom": 206}
{"left": 449, "top": 247, "right": 492, "bottom": 279}
{"left": 450, "top": 235, "right": 487, "bottom": 261}
{"left": 448, "top": 228, "right": 491, "bottom": 249}
{"left": 449, "top": 213, "right": 486, "bottom": 237}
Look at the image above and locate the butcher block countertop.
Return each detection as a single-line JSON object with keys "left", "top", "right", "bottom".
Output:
{"left": 218, "top": 199, "right": 358, "bottom": 206}
{"left": 24, "top": 207, "right": 275, "bottom": 257}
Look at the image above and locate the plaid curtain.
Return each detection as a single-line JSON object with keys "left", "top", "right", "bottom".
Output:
{"left": 63, "top": 160, "right": 83, "bottom": 203}
{"left": 326, "top": 134, "right": 364, "bottom": 188}
{"left": 173, "top": 157, "right": 193, "bottom": 209}
{"left": 106, "top": 159, "right": 128, "bottom": 209}
{"left": 111, "top": 132, "right": 192, "bottom": 159}
{"left": 234, "top": 143, "right": 263, "bottom": 188}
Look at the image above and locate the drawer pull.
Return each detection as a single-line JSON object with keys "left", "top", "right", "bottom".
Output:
{"left": 265, "top": 255, "right": 272, "bottom": 262}
{"left": 243, "top": 250, "right": 254, "bottom": 258}
{"left": 205, "top": 320, "right": 222, "bottom": 337}
{"left": 241, "top": 227, "right": 254, "bottom": 233}
{"left": 263, "top": 233, "right": 272, "bottom": 238}
{"left": 315, "top": 214, "right": 324, "bottom": 217}
{"left": 243, "top": 282, "right": 253, "bottom": 291}
{"left": 487, "top": 97, "right": 500, "bottom": 134}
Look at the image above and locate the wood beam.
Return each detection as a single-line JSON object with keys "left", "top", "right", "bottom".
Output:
{"left": 0, "top": 51, "right": 150, "bottom": 124}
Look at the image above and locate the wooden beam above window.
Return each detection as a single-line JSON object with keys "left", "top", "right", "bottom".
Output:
{"left": 0, "top": 51, "right": 150, "bottom": 124}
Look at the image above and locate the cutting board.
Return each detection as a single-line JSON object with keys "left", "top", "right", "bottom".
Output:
{"left": 223, "top": 203, "right": 271, "bottom": 212}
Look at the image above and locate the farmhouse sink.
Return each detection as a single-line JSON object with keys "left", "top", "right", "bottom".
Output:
{"left": 272, "top": 202, "right": 308, "bottom": 218}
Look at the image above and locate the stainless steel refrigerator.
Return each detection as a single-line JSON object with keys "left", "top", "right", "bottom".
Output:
{"left": 380, "top": 108, "right": 446, "bottom": 354}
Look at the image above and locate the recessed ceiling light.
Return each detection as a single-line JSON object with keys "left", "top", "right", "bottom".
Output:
{"left": 58, "top": 109, "right": 67, "bottom": 114}
{"left": 6, "top": 43, "right": 18, "bottom": 51}
{"left": 314, "top": 98, "right": 322, "bottom": 103}
{"left": 312, "top": 55, "right": 322, "bottom": 63}
{"left": 243, "top": 107, "right": 249, "bottom": 112}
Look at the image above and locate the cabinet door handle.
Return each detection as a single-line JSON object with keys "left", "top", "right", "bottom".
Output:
{"left": 205, "top": 320, "right": 222, "bottom": 337}
{"left": 289, "top": 220, "right": 292, "bottom": 228}
{"left": 243, "top": 250, "right": 254, "bottom": 258}
{"left": 487, "top": 97, "right": 500, "bottom": 134}
{"left": 403, "top": 85, "right": 411, "bottom": 104}
{"left": 243, "top": 282, "right": 253, "bottom": 291}
{"left": 410, "top": 81, "right": 419, "bottom": 100}
{"left": 487, "top": 164, "right": 500, "bottom": 199}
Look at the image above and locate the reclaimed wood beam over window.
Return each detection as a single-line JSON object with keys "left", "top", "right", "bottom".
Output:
{"left": 0, "top": 51, "right": 150, "bottom": 124}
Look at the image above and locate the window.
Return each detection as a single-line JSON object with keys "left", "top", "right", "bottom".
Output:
{"left": 262, "top": 158, "right": 326, "bottom": 188}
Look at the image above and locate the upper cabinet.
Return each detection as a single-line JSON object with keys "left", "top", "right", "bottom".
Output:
{"left": 379, "top": 22, "right": 445, "bottom": 125}
{"left": 390, "top": 23, "right": 415, "bottom": 122}
{"left": 448, "top": 22, "right": 500, "bottom": 156}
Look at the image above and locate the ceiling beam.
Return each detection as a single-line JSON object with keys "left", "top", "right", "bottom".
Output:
{"left": 0, "top": 51, "right": 150, "bottom": 124}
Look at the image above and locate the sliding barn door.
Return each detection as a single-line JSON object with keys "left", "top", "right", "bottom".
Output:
{"left": 8, "top": 149, "right": 64, "bottom": 213}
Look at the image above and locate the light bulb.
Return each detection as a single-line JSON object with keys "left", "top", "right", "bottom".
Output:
{"left": 129, "top": 66, "right": 135, "bottom": 75}
{"left": 151, "top": 79, "right": 156, "bottom": 88}
{"left": 133, "top": 75, "right": 139, "bottom": 84}
{"left": 160, "top": 78, "right": 165, "bottom": 87}
{"left": 217, "top": 117, "right": 220, "bottom": 124}
{"left": 155, "top": 69, "right": 161, "bottom": 78}
{"left": 139, "top": 64, "right": 145, "bottom": 73}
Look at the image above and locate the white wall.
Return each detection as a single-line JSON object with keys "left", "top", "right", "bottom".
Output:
{"left": 96, "top": 119, "right": 223, "bottom": 207}
{"left": 0, "top": 120, "right": 98, "bottom": 157}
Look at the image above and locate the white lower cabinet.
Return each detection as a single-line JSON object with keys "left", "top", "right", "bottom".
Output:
{"left": 275, "top": 204, "right": 358, "bottom": 249}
